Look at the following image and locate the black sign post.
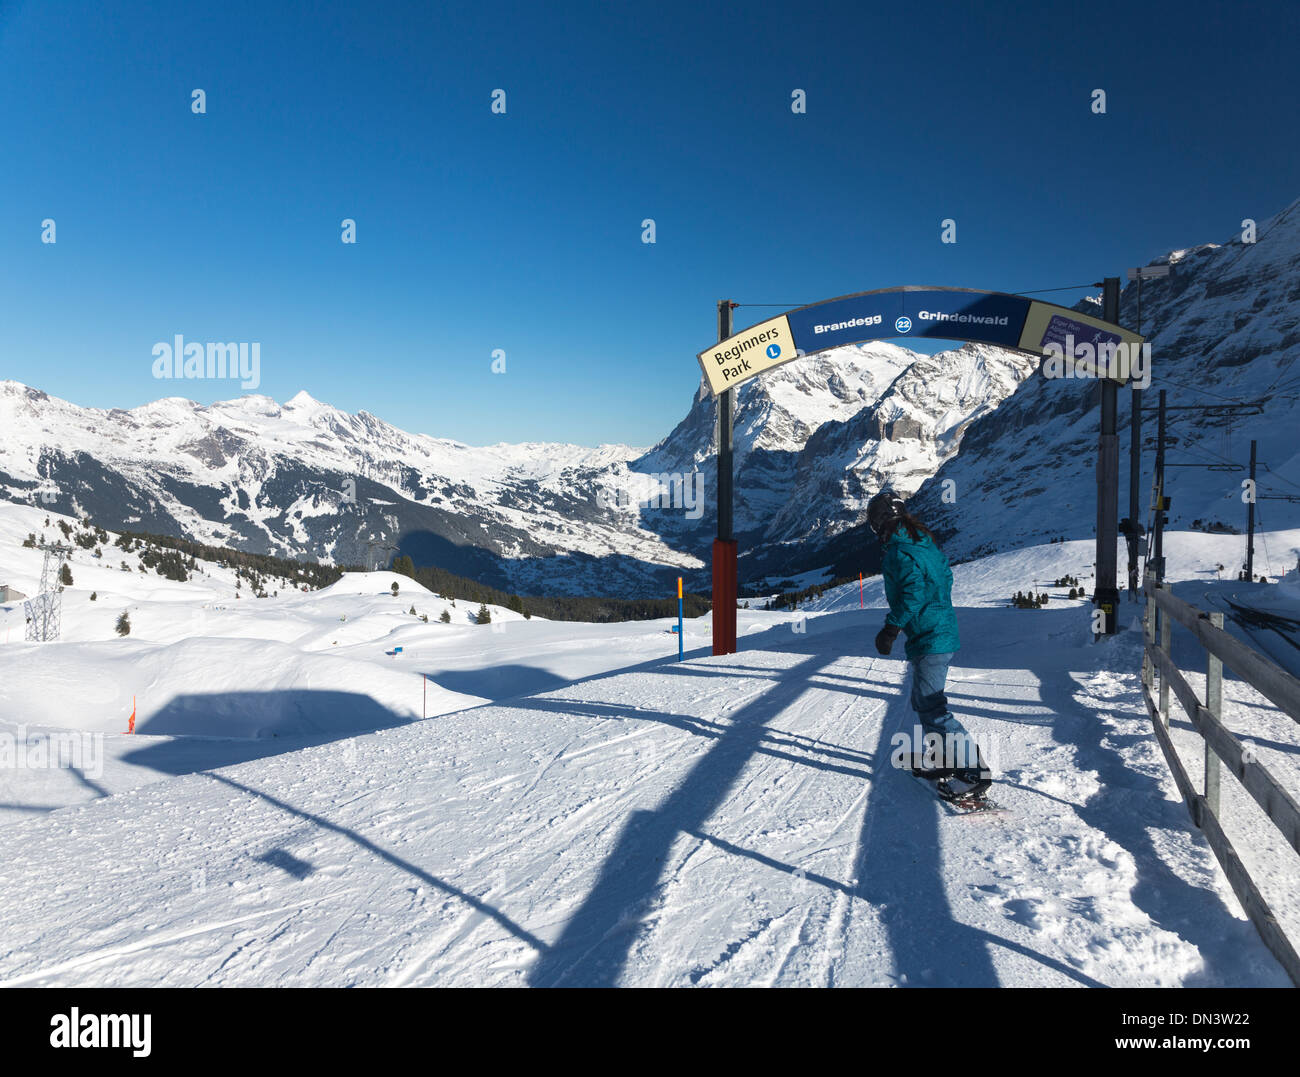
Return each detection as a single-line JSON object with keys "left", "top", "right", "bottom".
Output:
{"left": 1095, "top": 277, "right": 1122, "bottom": 635}
{"left": 712, "top": 300, "right": 738, "bottom": 655}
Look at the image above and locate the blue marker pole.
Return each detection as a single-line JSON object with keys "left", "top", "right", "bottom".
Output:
{"left": 677, "top": 577, "right": 684, "bottom": 661}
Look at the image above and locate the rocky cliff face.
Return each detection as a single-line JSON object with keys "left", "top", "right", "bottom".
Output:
{"left": 903, "top": 198, "right": 1300, "bottom": 574}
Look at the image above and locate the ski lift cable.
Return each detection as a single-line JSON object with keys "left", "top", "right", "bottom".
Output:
{"left": 1160, "top": 442, "right": 1296, "bottom": 513}
{"left": 1164, "top": 438, "right": 1297, "bottom": 495}
{"left": 1260, "top": 354, "right": 1300, "bottom": 399}
{"left": 1010, "top": 284, "right": 1100, "bottom": 296}
{"left": 1166, "top": 443, "right": 1242, "bottom": 467}
{"left": 1151, "top": 376, "right": 1255, "bottom": 406}
{"left": 1255, "top": 502, "right": 1274, "bottom": 577}
{"left": 735, "top": 282, "right": 1103, "bottom": 308}
{"left": 1258, "top": 462, "right": 1300, "bottom": 496}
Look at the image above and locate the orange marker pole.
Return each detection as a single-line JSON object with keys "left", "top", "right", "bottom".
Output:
{"left": 859, "top": 572, "right": 864, "bottom": 608}
{"left": 127, "top": 696, "right": 136, "bottom": 734}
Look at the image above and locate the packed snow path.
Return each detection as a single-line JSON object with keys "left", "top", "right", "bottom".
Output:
{"left": 0, "top": 601, "right": 1288, "bottom": 987}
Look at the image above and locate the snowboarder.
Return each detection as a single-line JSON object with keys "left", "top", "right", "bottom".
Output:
{"left": 867, "top": 490, "right": 992, "bottom": 801}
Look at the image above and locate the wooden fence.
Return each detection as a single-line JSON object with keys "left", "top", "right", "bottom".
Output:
{"left": 1141, "top": 573, "right": 1300, "bottom": 985}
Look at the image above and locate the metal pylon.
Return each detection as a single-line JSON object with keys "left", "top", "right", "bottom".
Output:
{"left": 365, "top": 536, "right": 399, "bottom": 573}
{"left": 24, "top": 541, "right": 72, "bottom": 642}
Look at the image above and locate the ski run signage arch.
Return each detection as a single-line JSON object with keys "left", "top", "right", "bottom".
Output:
{"left": 698, "top": 283, "right": 1146, "bottom": 658}
{"left": 697, "top": 285, "right": 1146, "bottom": 396}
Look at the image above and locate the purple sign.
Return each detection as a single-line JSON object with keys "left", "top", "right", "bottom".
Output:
{"left": 1039, "top": 313, "right": 1123, "bottom": 351}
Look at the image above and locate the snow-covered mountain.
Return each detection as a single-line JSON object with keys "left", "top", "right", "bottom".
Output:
{"left": 5, "top": 197, "right": 1296, "bottom": 595}
{"left": 0, "top": 382, "right": 671, "bottom": 595}
{"left": 0, "top": 337, "right": 1034, "bottom": 595}
{"left": 634, "top": 341, "right": 1038, "bottom": 580}
{"left": 901, "top": 197, "right": 1300, "bottom": 574}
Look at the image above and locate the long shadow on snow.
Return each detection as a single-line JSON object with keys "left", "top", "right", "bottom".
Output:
{"left": 428, "top": 664, "right": 571, "bottom": 702}
{"left": 684, "top": 602, "right": 1252, "bottom": 985}
{"left": 519, "top": 597, "right": 1284, "bottom": 985}
{"left": 121, "top": 690, "right": 411, "bottom": 778}
{"left": 525, "top": 648, "right": 843, "bottom": 987}
{"left": 523, "top": 610, "right": 1006, "bottom": 987}
{"left": 517, "top": 696, "right": 876, "bottom": 780}
{"left": 847, "top": 694, "right": 1001, "bottom": 987}
{"left": 204, "top": 772, "right": 547, "bottom": 954}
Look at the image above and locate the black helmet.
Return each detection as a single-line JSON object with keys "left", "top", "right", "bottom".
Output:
{"left": 867, "top": 490, "right": 906, "bottom": 537}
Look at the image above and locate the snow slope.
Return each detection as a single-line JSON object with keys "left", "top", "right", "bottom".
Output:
{"left": 908, "top": 197, "right": 1300, "bottom": 564}
{"left": 1, "top": 505, "right": 1296, "bottom": 987}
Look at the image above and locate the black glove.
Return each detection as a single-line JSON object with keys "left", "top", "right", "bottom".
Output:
{"left": 875, "top": 624, "right": 901, "bottom": 655}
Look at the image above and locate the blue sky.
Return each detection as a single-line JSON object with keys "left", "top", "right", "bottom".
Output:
{"left": 1, "top": 0, "right": 1297, "bottom": 446}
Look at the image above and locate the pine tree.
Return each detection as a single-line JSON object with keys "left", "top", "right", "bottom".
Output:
{"left": 476, "top": 603, "right": 491, "bottom": 625}
{"left": 115, "top": 611, "right": 131, "bottom": 636}
{"left": 60, "top": 563, "right": 73, "bottom": 587}
{"left": 391, "top": 581, "right": 399, "bottom": 596}
{"left": 439, "top": 609, "right": 451, "bottom": 623}
{"left": 90, "top": 591, "right": 97, "bottom": 601}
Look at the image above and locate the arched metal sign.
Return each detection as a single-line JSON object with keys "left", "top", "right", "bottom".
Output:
{"left": 697, "top": 285, "right": 1145, "bottom": 397}
{"left": 698, "top": 284, "right": 1144, "bottom": 656}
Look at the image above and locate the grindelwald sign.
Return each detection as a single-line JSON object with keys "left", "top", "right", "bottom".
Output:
{"left": 697, "top": 286, "right": 1146, "bottom": 395}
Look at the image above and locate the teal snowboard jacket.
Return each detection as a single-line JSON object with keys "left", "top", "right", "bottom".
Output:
{"left": 881, "top": 527, "right": 961, "bottom": 659}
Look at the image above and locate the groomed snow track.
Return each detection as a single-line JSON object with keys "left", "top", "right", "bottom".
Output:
{"left": 0, "top": 602, "right": 1290, "bottom": 987}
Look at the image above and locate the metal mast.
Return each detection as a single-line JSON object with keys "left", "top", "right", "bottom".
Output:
{"left": 24, "top": 541, "right": 72, "bottom": 642}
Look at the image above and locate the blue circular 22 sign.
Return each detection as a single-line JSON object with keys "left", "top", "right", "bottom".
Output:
{"left": 895, "top": 316, "right": 912, "bottom": 333}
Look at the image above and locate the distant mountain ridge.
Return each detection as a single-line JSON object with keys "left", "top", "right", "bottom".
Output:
{"left": 5, "top": 197, "right": 1296, "bottom": 594}
{"left": 0, "top": 334, "right": 1032, "bottom": 594}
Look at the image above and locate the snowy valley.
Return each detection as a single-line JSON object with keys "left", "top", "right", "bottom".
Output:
{"left": 2, "top": 500, "right": 1298, "bottom": 986}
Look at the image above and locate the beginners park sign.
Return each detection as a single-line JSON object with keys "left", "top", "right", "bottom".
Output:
{"left": 697, "top": 285, "right": 1146, "bottom": 395}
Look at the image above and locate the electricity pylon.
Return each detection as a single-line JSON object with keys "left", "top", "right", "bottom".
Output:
{"left": 24, "top": 541, "right": 72, "bottom": 642}
{"left": 365, "top": 536, "right": 399, "bottom": 573}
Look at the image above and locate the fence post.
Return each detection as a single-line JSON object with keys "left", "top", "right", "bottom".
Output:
{"left": 1204, "top": 611, "right": 1224, "bottom": 820}
{"left": 1142, "top": 577, "right": 1154, "bottom": 691}
{"left": 1159, "top": 602, "right": 1171, "bottom": 726}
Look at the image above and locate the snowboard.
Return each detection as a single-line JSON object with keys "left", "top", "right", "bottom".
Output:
{"left": 936, "top": 791, "right": 1008, "bottom": 817}
{"left": 909, "top": 768, "right": 1008, "bottom": 817}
